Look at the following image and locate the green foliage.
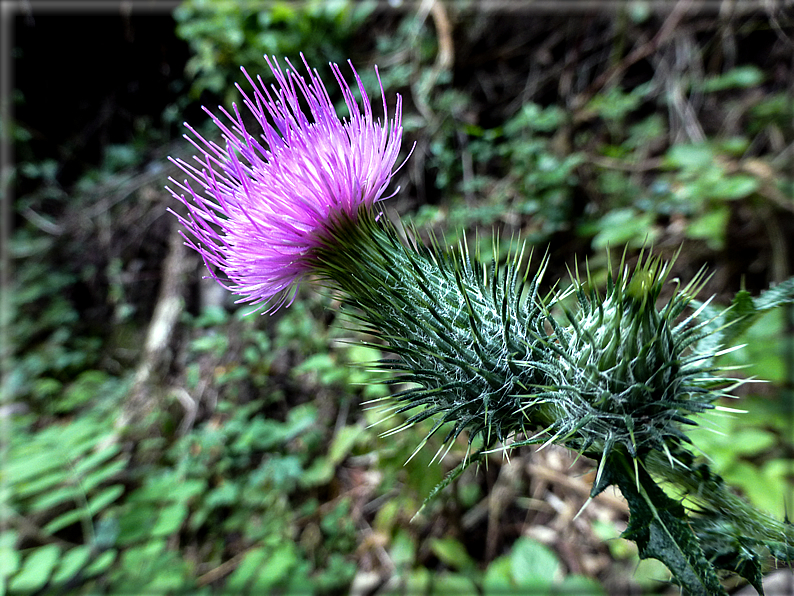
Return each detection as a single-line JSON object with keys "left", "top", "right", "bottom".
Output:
{"left": 495, "top": 105, "right": 584, "bottom": 241}
{"left": 9, "top": 180, "right": 472, "bottom": 593}
{"left": 382, "top": 534, "right": 605, "bottom": 595}
{"left": 4, "top": 413, "right": 128, "bottom": 593}
{"left": 389, "top": 45, "right": 792, "bottom": 259}
{"left": 409, "top": 100, "right": 583, "bottom": 246}
{"left": 686, "top": 302, "right": 794, "bottom": 521}
{"left": 697, "top": 65, "right": 765, "bottom": 93}
{"left": 8, "top": 230, "right": 116, "bottom": 415}
{"left": 5, "top": 308, "right": 349, "bottom": 594}
{"left": 174, "top": 0, "right": 374, "bottom": 105}
{"left": 692, "top": 276, "right": 794, "bottom": 366}
{"left": 482, "top": 536, "right": 606, "bottom": 595}
{"left": 653, "top": 142, "right": 759, "bottom": 250}
{"left": 688, "top": 397, "right": 793, "bottom": 521}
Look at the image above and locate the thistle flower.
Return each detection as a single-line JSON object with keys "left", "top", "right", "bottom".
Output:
{"left": 167, "top": 56, "right": 404, "bottom": 311}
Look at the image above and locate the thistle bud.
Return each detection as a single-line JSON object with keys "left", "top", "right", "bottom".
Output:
{"left": 546, "top": 252, "right": 715, "bottom": 468}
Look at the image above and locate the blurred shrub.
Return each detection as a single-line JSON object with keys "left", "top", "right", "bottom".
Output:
{"left": 174, "top": 0, "right": 375, "bottom": 105}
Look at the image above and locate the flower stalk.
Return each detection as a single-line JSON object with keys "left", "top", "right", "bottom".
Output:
{"left": 168, "top": 56, "right": 794, "bottom": 596}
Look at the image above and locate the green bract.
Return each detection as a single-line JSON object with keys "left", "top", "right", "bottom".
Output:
{"left": 309, "top": 207, "right": 794, "bottom": 596}
{"left": 313, "top": 209, "right": 556, "bottom": 458}
{"left": 542, "top": 253, "right": 719, "bottom": 487}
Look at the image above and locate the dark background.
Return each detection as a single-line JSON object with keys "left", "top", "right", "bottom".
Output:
{"left": 13, "top": 9, "right": 194, "bottom": 191}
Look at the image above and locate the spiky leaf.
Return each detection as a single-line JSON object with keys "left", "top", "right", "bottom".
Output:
{"left": 611, "top": 453, "right": 728, "bottom": 596}
{"left": 692, "top": 276, "right": 794, "bottom": 360}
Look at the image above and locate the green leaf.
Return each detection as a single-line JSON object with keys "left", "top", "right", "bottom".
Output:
{"left": 429, "top": 537, "right": 475, "bottom": 572}
{"left": 390, "top": 530, "right": 416, "bottom": 568}
{"left": 81, "top": 458, "right": 128, "bottom": 492}
{"left": 43, "top": 485, "right": 124, "bottom": 534}
{"left": 0, "top": 545, "right": 21, "bottom": 583}
{"left": 283, "top": 403, "right": 318, "bottom": 439}
{"left": 754, "top": 276, "right": 794, "bottom": 310}
{"left": 87, "top": 484, "right": 125, "bottom": 515}
{"left": 252, "top": 543, "right": 298, "bottom": 590}
{"left": 190, "top": 332, "right": 229, "bottom": 355}
{"left": 693, "top": 276, "right": 794, "bottom": 362}
{"left": 116, "top": 540, "right": 166, "bottom": 583}
{"left": 299, "top": 457, "right": 335, "bottom": 488}
{"left": 430, "top": 572, "right": 479, "bottom": 595}
{"left": 403, "top": 567, "right": 432, "bottom": 594}
{"left": 83, "top": 549, "right": 116, "bottom": 576}
{"left": 592, "top": 208, "right": 657, "bottom": 250}
{"left": 328, "top": 424, "right": 363, "bottom": 465}
{"left": 225, "top": 547, "right": 268, "bottom": 591}
{"left": 4, "top": 450, "right": 64, "bottom": 484}
{"left": 8, "top": 544, "right": 61, "bottom": 593}
{"left": 28, "top": 485, "right": 80, "bottom": 512}
{"left": 167, "top": 478, "right": 206, "bottom": 504}
{"left": 700, "top": 66, "right": 764, "bottom": 92}
{"left": 730, "top": 429, "right": 777, "bottom": 457}
{"left": 482, "top": 555, "right": 513, "bottom": 594}
{"left": 612, "top": 455, "right": 727, "bottom": 596}
{"left": 205, "top": 482, "right": 239, "bottom": 508}
{"left": 510, "top": 536, "right": 560, "bottom": 590}
{"left": 555, "top": 574, "right": 607, "bottom": 595}
{"left": 43, "top": 508, "right": 86, "bottom": 535}
{"left": 13, "top": 469, "right": 67, "bottom": 499}
{"left": 665, "top": 144, "right": 713, "bottom": 170}
{"left": 708, "top": 175, "right": 759, "bottom": 200}
{"left": 151, "top": 502, "right": 188, "bottom": 537}
{"left": 116, "top": 504, "right": 157, "bottom": 545}
{"left": 51, "top": 545, "right": 92, "bottom": 585}
{"left": 0, "top": 531, "right": 18, "bottom": 549}
{"left": 686, "top": 207, "right": 729, "bottom": 249}
{"left": 72, "top": 442, "right": 122, "bottom": 477}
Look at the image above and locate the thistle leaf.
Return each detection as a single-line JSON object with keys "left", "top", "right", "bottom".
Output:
{"left": 611, "top": 453, "right": 728, "bottom": 596}
{"left": 754, "top": 276, "right": 794, "bottom": 310}
{"left": 689, "top": 517, "right": 767, "bottom": 595}
{"left": 692, "top": 276, "right": 794, "bottom": 360}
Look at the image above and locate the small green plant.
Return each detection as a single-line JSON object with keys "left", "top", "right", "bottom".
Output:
{"left": 3, "top": 413, "right": 128, "bottom": 593}
{"left": 174, "top": 0, "right": 374, "bottom": 105}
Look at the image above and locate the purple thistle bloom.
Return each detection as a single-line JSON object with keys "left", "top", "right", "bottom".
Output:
{"left": 167, "top": 56, "right": 405, "bottom": 311}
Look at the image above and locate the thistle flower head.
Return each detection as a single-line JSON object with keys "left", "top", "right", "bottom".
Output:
{"left": 543, "top": 250, "right": 721, "bottom": 471}
{"left": 167, "top": 55, "right": 404, "bottom": 311}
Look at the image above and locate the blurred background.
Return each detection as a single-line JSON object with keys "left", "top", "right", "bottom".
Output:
{"left": 3, "top": 1, "right": 794, "bottom": 594}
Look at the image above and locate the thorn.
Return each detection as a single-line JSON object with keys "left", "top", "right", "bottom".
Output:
{"left": 404, "top": 435, "right": 430, "bottom": 464}
{"left": 662, "top": 443, "right": 675, "bottom": 469}
{"left": 430, "top": 438, "right": 456, "bottom": 466}
{"left": 594, "top": 453, "right": 607, "bottom": 493}
{"left": 501, "top": 443, "right": 511, "bottom": 464}
{"left": 713, "top": 405, "right": 748, "bottom": 414}
{"left": 573, "top": 497, "right": 593, "bottom": 522}
{"left": 569, "top": 447, "right": 587, "bottom": 469}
